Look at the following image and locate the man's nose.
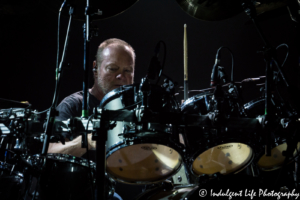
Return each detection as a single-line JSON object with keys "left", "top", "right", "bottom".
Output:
{"left": 116, "top": 73, "right": 123, "bottom": 79}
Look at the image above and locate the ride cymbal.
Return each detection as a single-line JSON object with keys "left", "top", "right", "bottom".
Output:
{"left": 175, "top": 0, "right": 243, "bottom": 21}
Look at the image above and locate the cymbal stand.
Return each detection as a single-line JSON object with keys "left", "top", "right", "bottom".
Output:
{"left": 42, "top": 5, "right": 74, "bottom": 156}
{"left": 81, "top": 1, "right": 107, "bottom": 199}
{"left": 82, "top": 0, "right": 90, "bottom": 120}
{"left": 93, "top": 110, "right": 107, "bottom": 200}
{"left": 242, "top": 0, "right": 294, "bottom": 157}
{"left": 33, "top": 4, "right": 74, "bottom": 200}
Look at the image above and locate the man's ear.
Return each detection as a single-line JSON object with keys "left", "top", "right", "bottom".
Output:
{"left": 93, "top": 60, "right": 97, "bottom": 77}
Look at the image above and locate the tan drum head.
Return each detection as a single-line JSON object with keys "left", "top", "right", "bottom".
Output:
{"left": 257, "top": 142, "right": 300, "bottom": 171}
{"left": 192, "top": 143, "right": 253, "bottom": 175}
{"left": 106, "top": 144, "right": 182, "bottom": 183}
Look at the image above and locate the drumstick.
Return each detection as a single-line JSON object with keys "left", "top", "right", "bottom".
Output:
{"left": 184, "top": 24, "right": 189, "bottom": 101}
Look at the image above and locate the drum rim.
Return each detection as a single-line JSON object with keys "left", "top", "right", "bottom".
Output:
{"left": 244, "top": 97, "right": 264, "bottom": 111}
{"left": 0, "top": 161, "right": 24, "bottom": 178}
{"left": 256, "top": 142, "right": 300, "bottom": 171}
{"left": 100, "top": 83, "right": 174, "bottom": 109}
{"left": 0, "top": 107, "right": 28, "bottom": 121}
{"left": 99, "top": 84, "right": 135, "bottom": 108}
{"left": 106, "top": 140, "right": 184, "bottom": 185}
{"left": 187, "top": 137, "right": 255, "bottom": 177}
{"left": 181, "top": 91, "right": 212, "bottom": 111}
{"left": 31, "top": 153, "right": 96, "bottom": 169}
{"left": 107, "top": 160, "right": 183, "bottom": 185}
{"left": 189, "top": 148, "right": 255, "bottom": 177}
{"left": 135, "top": 184, "right": 198, "bottom": 200}
{"left": 106, "top": 131, "right": 183, "bottom": 155}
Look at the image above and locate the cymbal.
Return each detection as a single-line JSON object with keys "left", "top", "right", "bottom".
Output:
{"left": 245, "top": 1, "right": 288, "bottom": 25}
{"left": 176, "top": 76, "right": 266, "bottom": 95}
{"left": 255, "top": 0, "right": 288, "bottom": 16}
{"left": 175, "top": 0, "right": 243, "bottom": 21}
{"left": 0, "top": 98, "right": 30, "bottom": 109}
{"left": 42, "top": 0, "right": 139, "bottom": 21}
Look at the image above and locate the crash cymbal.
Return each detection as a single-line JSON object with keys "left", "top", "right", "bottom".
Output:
{"left": 42, "top": 0, "right": 139, "bottom": 21}
{"left": 175, "top": 0, "right": 243, "bottom": 21}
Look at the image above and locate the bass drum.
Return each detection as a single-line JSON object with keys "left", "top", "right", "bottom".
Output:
{"left": 244, "top": 97, "right": 300, "bottom": 171}
{"left": 181, "top": 92, "right": 255, "bottom": 176}
{"left": 100, "top": 84, "right": 183, "bottom": 184}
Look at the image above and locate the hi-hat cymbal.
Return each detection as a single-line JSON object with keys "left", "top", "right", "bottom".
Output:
{"left": 43, "top": 0, "right": 139, "bottom": 21}
{"left": 176, "top": 0, "right": 243, "bottom": 21}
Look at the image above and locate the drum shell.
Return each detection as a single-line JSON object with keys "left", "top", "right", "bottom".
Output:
{"left": 181, "top": 91, "right": 241, "bottom": 117}
{"left": 30, "top": 154, "right": 96, "bottom": 200}
{"left": 106, "top": 132, "right": 183, "bottom": 184}
{"left": 100, "top": 84, "right": 179, "bottom": 152}
{"left": 100, "top": 84, "right": 183, "bottom": 184}
{"left": 243, "top": 97, "right": 299, "bottom": 171}
{"left": 0, "top": 162, "right": 24, "bottom": 200}
{"left": 181, "top": 92, "right": 213, "bottom": 115}
{"left": 184, "top": 126, "right": 256, "bottom": 176}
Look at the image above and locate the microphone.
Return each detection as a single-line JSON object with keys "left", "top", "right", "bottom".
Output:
{"left": 147, "top": 42, "right": 161, "bottom": 80}
{"left": 210, "top": 52, "right": 220, "bottom": 87}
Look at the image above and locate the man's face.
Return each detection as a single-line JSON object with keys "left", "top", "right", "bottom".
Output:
{"left": 95, "top": 45, "right": 134, "bottom": 95}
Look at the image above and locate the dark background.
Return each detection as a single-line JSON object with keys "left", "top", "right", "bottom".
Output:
{"left": 0, "top": 0, "right": 299, "bottom": 199}
{"left": 1, "top": 0, "right": 298, "bottom": 111}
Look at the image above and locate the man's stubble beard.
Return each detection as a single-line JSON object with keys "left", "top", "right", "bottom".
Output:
{"left": 97, "top": 76, "right": 110, "bottom": 96}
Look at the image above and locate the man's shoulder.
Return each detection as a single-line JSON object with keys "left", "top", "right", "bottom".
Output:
{"left": 61, "top": 91, "right": 83, "bottom": 104}
{"left": 57, "top": 91, "right": 83, "bottom": 112}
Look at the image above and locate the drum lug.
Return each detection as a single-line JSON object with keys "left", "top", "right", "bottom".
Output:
{"left": 160, "top": 180, "right": 174, "bottom": 190}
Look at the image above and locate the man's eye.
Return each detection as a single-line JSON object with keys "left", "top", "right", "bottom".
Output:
{"left": 109, "top": 68, "right": 118, "bottom": 71}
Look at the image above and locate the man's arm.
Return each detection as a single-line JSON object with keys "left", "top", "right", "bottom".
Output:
{"left": 48, "top": 134, "right": 96, "bottom": 157}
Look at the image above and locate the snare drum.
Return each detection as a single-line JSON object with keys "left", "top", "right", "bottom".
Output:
{"left": 30, "top": 154, "right": 97, "bottom": 200}
{"left": 182, "top": 93, "right": 255, "bottom": 176}
{"left": 244, "top": 97, "right": 300, "bottom": 171}
{"left": 100, "top": 84, "right": 183, "bottom": 184}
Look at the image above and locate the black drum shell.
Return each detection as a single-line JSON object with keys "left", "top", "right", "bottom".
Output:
{"left": 181, "top": 93, "right": 259, "bottom": 177}
{"left": 0, "top": 162, "right": 24, "bottom": 200}
{"left": 30, "top": 154, "right": 96, "bottom": 200}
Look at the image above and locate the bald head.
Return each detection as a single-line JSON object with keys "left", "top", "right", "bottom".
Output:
{"left": 90, "top": 38, "right": 135, "bottom": 101}
{"left": 95, "top": 38, "right": 135, "bottom": 67}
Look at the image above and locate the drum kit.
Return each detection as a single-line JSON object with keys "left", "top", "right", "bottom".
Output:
{"left": 1, "top": 0, "right": 300, "bottom": 200}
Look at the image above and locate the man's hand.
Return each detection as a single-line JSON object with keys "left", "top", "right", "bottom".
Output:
{"left": 88, "top": 134, "right": 96, "bottom": 150}
{"left": 48, "top": 133, "right": 97, "bottom": 157}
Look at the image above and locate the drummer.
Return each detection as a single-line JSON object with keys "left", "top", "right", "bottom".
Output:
{"left": 48, "top": 38, "right": 135, "bottom": 156}
{"left": 48, "top": 38, "right": 136, "bottom": 200}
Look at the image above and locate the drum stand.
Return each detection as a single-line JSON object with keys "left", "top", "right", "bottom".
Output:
{"left": 242, "top": 0, "right": 300, "bottom": 190}
{"left": 93, "top": 113, "right": 108, "bottom": 200}
{"left": 27, "top": 3, "right": 74, "bottom": 200}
